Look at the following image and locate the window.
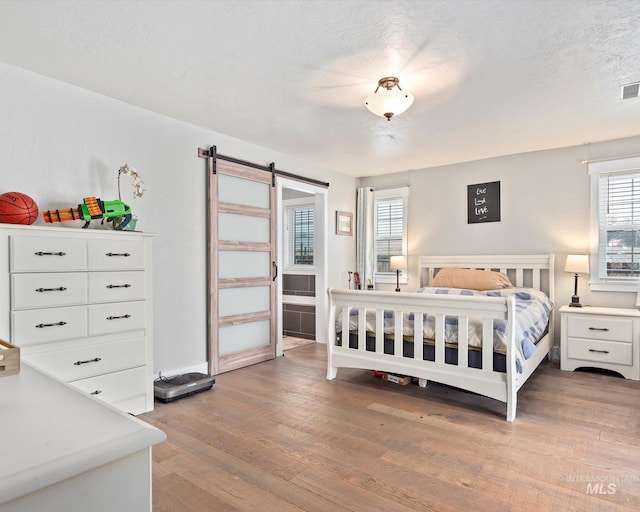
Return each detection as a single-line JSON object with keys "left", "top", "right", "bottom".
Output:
{"left": 374, "top": 187, "right": 408, "bottom": 283}
{"left": 284, "top": 200, "right": 314, "bottom": 269}
{"left": 589, "top": 156, "right": 640, "bottom": 292}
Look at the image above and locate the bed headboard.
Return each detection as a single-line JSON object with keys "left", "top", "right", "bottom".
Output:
{"left": 418, "top": 254, "right": 555, "bottom": 301}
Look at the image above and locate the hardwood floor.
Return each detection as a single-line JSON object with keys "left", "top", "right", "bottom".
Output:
{"left": 283, "top": 335, "right": 315, "bottom": 351}
{"left": 142, "top": 343, "right": 640, "bottom": 511}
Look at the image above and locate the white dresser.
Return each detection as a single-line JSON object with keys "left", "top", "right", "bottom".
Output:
{"left": 0, "top": 224, "right": 154, "bottom": 414}
{"left": 0, "top": 363, "right": 166, "bottom": 512}
{"left": 560, "top": 305, "right": 640, "bottom": 380}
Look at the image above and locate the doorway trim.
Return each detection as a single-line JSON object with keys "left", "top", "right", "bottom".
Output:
{"left": 276, "top": 177, "right": 329, "bottom": 356}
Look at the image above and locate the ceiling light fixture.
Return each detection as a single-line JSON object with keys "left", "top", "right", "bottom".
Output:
{"left": 364, "top": 77, "right": 414, "bottom": 121}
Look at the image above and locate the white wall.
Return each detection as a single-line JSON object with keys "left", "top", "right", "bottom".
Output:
{"left": 0, "top": 63, "right": 356, "bottom": 374}
{"left": 360, "top": 135, "right": 640, "bottom": 340}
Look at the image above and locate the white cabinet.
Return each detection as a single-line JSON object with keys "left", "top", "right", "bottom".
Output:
{"left": 0, "top": 364, "right": 166, "bottom": 512}
{"left": 560, "top": 305, "right": 640, "bottom": 380}
{"left": 0, "top": 224, "right": 154, "bottom": 414}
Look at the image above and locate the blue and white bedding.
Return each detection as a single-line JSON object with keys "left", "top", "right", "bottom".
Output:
{"left": 339, "top": 287, "right": 553, "bottom": 371}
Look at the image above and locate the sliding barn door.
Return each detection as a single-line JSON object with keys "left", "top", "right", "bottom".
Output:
{"left": 207, "top": 156, "right": 277, "bottom": 375}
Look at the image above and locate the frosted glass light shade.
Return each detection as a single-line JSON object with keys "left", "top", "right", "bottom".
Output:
{"left": 564, "top": 254, "right": 589, "bottom": 274}
{"left": 365, "top": 77, "right": 414, "bottom": 120}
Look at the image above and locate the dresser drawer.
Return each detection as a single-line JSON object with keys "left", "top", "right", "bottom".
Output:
{"left": 567, "top": 337, "right": 633, "bottom": 366}
{"left": 112, "top": 395, "right": 148, "bottom": 416}
{"left": 88, "top": 239, "right": 145, "bottom": 271}
{"left": 12, "top": 306, "right": 87, "bottom": 346}
{"left": 25, "top": 337, "right": 146, "bottom": 382}
{"left": 88, "top": 271, "right": 146, "bottom": 303}
{"left": 566, "top": 315, "right": 633, "bottom": 342}
{"left": 11, "top": 272, "right": 87, "bottom": 309}
{"left": 10, "top": 236, "right": 86, "bottom": 272}
{"left": 70, "top": 366, "right": 147, "bottom": 407}
{"left": 88, "top": 301, "right": 146, "bottom": 336}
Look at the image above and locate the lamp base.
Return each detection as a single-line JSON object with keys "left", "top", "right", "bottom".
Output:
{"left": 569, "top": 295, "right": 582, "bottom": 307}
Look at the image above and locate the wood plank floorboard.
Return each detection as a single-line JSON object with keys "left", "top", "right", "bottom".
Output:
{"left": 283, "top": 336, "right": 316, "bottom": 351}
{"left": 142, "top": 343, "right": 640, "bottom": 512}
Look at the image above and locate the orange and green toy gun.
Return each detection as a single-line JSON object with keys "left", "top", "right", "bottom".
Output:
{"left": 43, "top": 196, "right": 132, "bottom": 230}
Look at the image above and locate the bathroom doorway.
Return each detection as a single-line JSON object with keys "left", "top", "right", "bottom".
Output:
{"left": 276, "top": 178, "right": 328, "bottom": 356}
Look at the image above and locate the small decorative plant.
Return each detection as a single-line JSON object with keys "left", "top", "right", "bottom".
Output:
{"left": 117, "top": 164, "right": 145, "bottom": 200}
{"left": 108, "top": 164, "right": 144, "bottom": 230}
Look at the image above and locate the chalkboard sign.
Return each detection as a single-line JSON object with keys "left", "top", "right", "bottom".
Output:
{"left": 467, "top": 181, "right": 500, "bottom": 224}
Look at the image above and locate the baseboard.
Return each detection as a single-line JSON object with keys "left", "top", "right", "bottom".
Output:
{"left": 154, "top": 362, "right": 209, "bottom": 380}
{"left": 550, "top": 345, "right": 560, "bottom": 361}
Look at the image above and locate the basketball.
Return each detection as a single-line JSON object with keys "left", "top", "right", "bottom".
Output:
{"left": 0, "top": 192, "right": 39, "bottom": 225}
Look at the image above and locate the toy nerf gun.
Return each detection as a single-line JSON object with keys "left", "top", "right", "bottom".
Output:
{"left": 43, "top": 196, "right": 132, "bottom": 230}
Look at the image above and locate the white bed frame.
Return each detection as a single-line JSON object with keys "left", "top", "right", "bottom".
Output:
{"left": 327, "top": 254, "right": 555, "bottom": 421}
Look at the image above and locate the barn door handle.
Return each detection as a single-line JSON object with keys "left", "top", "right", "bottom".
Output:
{"left": 272, "top": 261, "right": 278, "bottom": 281}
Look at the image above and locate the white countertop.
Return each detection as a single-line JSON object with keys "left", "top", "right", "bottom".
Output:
{"left": 0, "top": 363, "right": 166, "bottom": 505}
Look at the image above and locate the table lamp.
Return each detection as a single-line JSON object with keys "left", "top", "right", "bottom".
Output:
{"left": 564, "top": 254, "right": 589, "bottom": 307}
{"left": 389, "top": 255, "right": 405, "bottom": 292}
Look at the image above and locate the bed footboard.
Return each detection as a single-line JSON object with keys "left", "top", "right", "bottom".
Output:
{"left": 327, "top": 288, "right": 521, "bottom": 421}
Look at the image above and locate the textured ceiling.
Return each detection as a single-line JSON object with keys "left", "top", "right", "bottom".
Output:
{"left": 0, "top": 0, "right": 639, "bottom": 177}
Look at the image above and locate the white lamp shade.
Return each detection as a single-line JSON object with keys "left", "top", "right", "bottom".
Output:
{"left": 365, "top": 88, "right": 414, "bottom": 119}
{"left": 564, "top": 254, "right": 589, "bottom": 274}
{"left": 389, "top": 255, "right": 405, "bottom": 271}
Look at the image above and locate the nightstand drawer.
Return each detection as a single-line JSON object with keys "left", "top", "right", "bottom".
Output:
{"left": 566, "top": 315, "right": 633, "bottom": 342}
{"left": 567, "top": 337, "right": 633, "bottom": 366}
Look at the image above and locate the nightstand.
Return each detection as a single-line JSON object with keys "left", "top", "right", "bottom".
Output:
{"left": 560, "top": 305, "right": 640, "bottom": 380}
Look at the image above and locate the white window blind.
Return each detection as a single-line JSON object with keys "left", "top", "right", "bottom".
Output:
{"left": 375, "top": 198, "right": 403, "bottom": 272}
{"left": 589, "top": 156, "right": 640, "bottom": 291}
{"left": 597, "top": 171, "right": 640, "bottom": 280}
{"left": 285, "top": 204, "right": 314, "bottom": 267}
{"left": 373, "top": 187, "right": 408, "bottom": 282}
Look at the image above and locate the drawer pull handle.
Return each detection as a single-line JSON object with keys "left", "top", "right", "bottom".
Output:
{"left": 106, "top": 314, "right": 131, "bottom": 321}
{"left": 74, "top": 357, "right": 102, "bottom": 366}
{"left": 106, "top": 284, "right": 131, "bottom": 289}
{"left": 106, "top": 252, "right": 131, "bottom": 257}
{"left": 35, "top": 287, "right": 67, "bottom": 293}
{"left": 35, "top": 321, "right": 67, "bottom": 328}
{"left": 588, "top": 327, "right": 610, "bottom": 331}
{"left": 90, "top": 390, "right": 102, "bottom": 395}
{"left": 588, "top": 349, "right": 610, "bottom": 354}
{"left": 34, "top": 251, "right": 66, "bottom": 256}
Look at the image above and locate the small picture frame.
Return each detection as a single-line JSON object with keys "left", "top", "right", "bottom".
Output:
{"left": 336, "top": 210, "right": 353, "bottom": 236}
